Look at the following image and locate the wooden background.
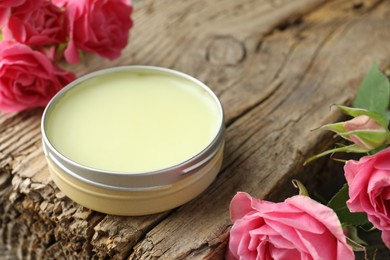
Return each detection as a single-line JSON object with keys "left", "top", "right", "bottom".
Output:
{"left": 1, "top": 0, "right": 390, "bottom": 259}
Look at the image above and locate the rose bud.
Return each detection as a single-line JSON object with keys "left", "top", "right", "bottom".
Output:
{"left": 343, "top": 115, "right": 390, "bottom": 150}
{"left": 321, "top": 113, "right": 390, "bottom": 151}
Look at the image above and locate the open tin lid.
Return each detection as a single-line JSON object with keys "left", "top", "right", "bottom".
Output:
{"left": 41, "top": 66, "right": 225, "bottom": 190}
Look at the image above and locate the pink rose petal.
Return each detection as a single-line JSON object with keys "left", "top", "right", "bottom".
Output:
{"left": 226, "top": 193, "right": 354, "bottom": 260}
{"left": 63, "top": 0, "right": 133, "bottom": 64}
{"left": 345, "top": 146, "right": 390, "bottom": 248}
{"left": 0, "top": 41, "right": 75, "bottom": 113}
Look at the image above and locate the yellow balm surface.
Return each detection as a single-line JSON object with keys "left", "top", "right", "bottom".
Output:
{"left": 46, "top": 70, "right": 221, "bottom": 172}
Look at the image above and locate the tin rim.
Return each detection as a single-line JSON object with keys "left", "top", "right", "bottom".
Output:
{"left": 41, "top": 66, "right": 225, "bottom": 190}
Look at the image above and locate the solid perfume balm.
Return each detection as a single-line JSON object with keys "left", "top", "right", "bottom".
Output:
{"left": 42, "top": 66, "right": 225, "bottom": 216}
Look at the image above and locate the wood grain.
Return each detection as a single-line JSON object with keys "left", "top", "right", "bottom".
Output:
{"left": 1, "top": 0, "right": 390, "bottom": 258}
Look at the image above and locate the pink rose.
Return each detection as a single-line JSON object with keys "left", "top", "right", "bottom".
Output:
{"left": 63, "top": 0, "right": 133, "bottom": 64}
{"left": 0, "top": 0, "right": 25, "bottom": 28}
{"left": 2, "top": 0, "right": 67, "bottom": 47}
{"left": 0, "top": 41, "right": 75, "bottom": 113}
{"left": 226, "top": 192, "right": 354, "bottom": 260}
{"left": 345, "top": 147, "right": 390, "bottom": 248}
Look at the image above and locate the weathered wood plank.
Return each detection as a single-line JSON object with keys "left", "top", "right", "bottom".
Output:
{"left": 1, "top": 0, "right": 390, "bottom": 259}
{"left": 129, "top": 2, "right": 390, "bottom": 258}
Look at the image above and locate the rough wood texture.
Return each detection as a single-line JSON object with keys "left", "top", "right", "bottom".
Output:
{"left": 1, "top": 0, "right": 390, "bottom": 259}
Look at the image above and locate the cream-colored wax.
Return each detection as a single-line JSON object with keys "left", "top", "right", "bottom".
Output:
{"left": 46, "top": 70, "right": 221, "bottom": 172}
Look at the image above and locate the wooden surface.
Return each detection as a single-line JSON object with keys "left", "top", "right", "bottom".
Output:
{"left": 1, "top": 0, "right": 390, "bottom": 259}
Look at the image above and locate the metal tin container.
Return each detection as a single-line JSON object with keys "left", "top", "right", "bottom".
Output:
{"left": 41, "top": 66, "right": 225, "bottom": 216}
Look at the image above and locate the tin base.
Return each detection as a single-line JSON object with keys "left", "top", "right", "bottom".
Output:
{"left": 46, "top": 146, "right": 224, "bottom": 216}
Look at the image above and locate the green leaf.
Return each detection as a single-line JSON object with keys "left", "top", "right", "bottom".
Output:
{"left": 291, "top": 179, "right": 309, "bottom": 196}
{"left": 321, "top": 122, "right": 346, "bottom": 134}
{"left": 304, "top": 144, "right": 369, "bottom": 165}
{"left": 346, "top": 237, "right": 366, "bottom": 252}
{"left": 353, "top": 64, "right": 390, "bottom": 115}
{"left": 348, "top": 226, "right": 368, "bottom": 246}
{"left": 327, "top": 184, "right": 369, "bottom": 226}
